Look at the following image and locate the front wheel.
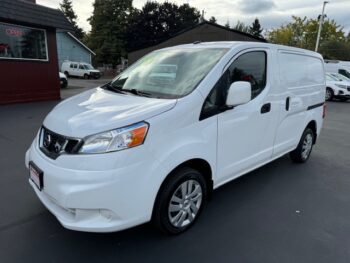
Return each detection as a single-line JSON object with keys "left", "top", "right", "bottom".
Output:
{"left": 60, "top": 78, "right": 68, "bottom": 88}
{"left": 325, "top": 88, "right": 333, "bottom": 101}
{"left": 84, "top": 74, "right": 90, "bottom": 79}
{"left": 290, "top": 128, "right": 314, "bottom": 163}
{"left": 153, "top": 167, "right": 207, "bottom": 234}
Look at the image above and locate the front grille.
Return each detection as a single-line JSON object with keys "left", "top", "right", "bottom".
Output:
{"left": 39, "top": 127, "right": 82, "bottom": 159}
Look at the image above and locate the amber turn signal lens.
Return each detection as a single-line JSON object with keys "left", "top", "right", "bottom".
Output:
{"left": 128, "top": 125, "right": 148, "bottom": 147}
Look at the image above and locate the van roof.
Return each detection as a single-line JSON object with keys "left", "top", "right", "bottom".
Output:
{"left": 160, "top": 41, "right": 322, "bottom": 59}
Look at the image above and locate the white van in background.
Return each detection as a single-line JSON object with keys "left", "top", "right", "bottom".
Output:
{"left": 61, "top": 61, "right": 101, "bottom": 79}
{"left": 26, "top": 42, "right": 326, "bottom": 234}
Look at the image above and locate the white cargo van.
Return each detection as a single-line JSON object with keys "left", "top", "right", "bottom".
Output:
{"left": 61, "top": 61, "right": 101, "bottom": 79}
{"left": 26, "top": 42, "right": 326, "bottom": 234}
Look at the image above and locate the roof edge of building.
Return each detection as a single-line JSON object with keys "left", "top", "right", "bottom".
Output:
{"left": 128, "top": 21, "right": 267, "bottom": 53}
{"left": 66, "top": 32, "right": 96, "bottom": 55}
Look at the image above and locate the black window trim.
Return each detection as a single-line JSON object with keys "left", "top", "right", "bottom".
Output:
{"left": 200, "top": 49, "right": 268, "bottom": 121}
{"left": 0, "top": 21, "right": 49, "bottom": 62}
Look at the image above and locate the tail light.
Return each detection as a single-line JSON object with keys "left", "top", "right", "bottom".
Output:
{"left": 323, "top": 103, "right": 326, "bottom": 118}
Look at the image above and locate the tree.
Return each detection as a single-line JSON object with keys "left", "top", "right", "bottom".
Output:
{"left": 232, "top": 21, "right": 250, "bottom": 33}
{"left": 59, "top": 0, "right": 85, "bottom": 40}
{"left": 126, "top": 2, "right": 200, "bottom": 51}
{"left": 267, "top": 16, "right": 345, "bottom": 51}
{"left": 87, "top": 0, "right": 133, "bottom": 66}
{"left": 249, "top": 18, "right": 263, "bottom": 38}
{"left": 209, "top": 16, "right": 217, "bottom": 23}
{"left": 319, "top": 40, "right": 350, "bottom": 60}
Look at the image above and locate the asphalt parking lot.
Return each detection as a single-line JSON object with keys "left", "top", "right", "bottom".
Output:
{"left": 0, "top": 88, "right": 349, "bottom": 262}
{"left": 61, "top": 76, "right": 112, "bottom": 99}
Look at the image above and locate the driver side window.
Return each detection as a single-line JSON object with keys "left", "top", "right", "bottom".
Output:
{"left": 200, "top": 51, "right": 267, "bottom": 120}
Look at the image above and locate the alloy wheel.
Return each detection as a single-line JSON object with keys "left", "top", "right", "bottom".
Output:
{"left": 168, "top": 180, "right": 203, "bottom": 228}
{"left": 301, "top": 133, "right": 313, "bottom": 160}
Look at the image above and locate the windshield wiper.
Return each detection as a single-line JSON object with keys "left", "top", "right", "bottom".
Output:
{"left": 104, "top": 84, "right": 155, "bottom": 98}
{"left": 104, "top": 83, "right": 126, "bottom": 94}
{"left": 122, "top": 88, "right": 153, "bottom": 97}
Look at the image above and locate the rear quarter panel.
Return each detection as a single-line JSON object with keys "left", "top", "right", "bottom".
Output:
{"left": 273, "top": 49, "right": 325, "bottom": 156}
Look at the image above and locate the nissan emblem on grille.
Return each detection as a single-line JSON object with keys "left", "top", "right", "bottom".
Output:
{"left": 40, "top": 127, "right": 81, "bottom": 159}
{"left": 43, "top": 133, "right": 52, "bottom": 148}
{"left": 54, "top": 141, "right": 62, "bottom": 153}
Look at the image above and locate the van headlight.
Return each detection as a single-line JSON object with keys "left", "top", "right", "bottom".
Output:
{"left": 79, "top": 122, "right": 149, "bottom": 154}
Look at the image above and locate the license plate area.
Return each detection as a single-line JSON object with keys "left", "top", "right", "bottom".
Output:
{"left": 29, "top": 161, "right": 43, "bottom": 191}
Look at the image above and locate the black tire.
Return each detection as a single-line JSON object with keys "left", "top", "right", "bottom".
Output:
{"left": 290, "top": 128, "right": 314, "bottom": 163}
{"left": 84, "top": 74, "right": 90, "bottom": 79}
{"left": 64, "top": 71, "right": 69, "bottom": 78}
{"left": 152, "top": 167, "right": 207, "bottom": 235}
{"left": 325, "top": 88, "right": 333, "bottom": 101}
{"left": 60, "top": 78, "right": 68, "bottom": 89}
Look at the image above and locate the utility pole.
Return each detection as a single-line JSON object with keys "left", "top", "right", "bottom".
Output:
{"left": 315, "top": 1, "right": 329, "bottom": 52}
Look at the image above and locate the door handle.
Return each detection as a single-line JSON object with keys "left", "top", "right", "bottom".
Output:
{"left": 286, "top": 97, "right": 290, "bottom": 111}
{"left": 261, "top": 103, "right": 271, "bottom": 114}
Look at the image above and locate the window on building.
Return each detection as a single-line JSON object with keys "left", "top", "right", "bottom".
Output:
{"left": 0, "top": 22, "right": 48, "bottom": 61}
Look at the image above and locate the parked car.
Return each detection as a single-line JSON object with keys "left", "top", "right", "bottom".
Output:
{"left": 26, "top": 42, "right": 326, "bottom": 234}
{"left": 325, "top": 73, "right": 350, "bottom": 101}
{"left": 59, "top": 72, "right": 68, "bottom": 89}
{"left": 61, "top": 61, "right": 101, "bottom": 79}
{"left": 324, "top": 61, "right": 350, "bottom": 79}
{"left": 329, "top": 72, "right": 350, "bottom": 83}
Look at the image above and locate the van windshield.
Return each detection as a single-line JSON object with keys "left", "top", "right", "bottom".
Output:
{"left": 109, "top": 48, "right": 228, "bottom": 99}
{"left": 84, "top": 64, "right": 94, "bottom": 70}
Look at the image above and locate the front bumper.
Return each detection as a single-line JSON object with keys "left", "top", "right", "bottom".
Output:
{"left": 335, "top": 89, "right": 350, "bottom": 99}
{"left": 25, "top": 139, "right": 160, "bottom": 232}
{"left": 89, "top": 72, "right": 101, "bottom": 79}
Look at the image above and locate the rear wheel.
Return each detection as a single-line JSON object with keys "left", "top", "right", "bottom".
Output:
{"left": 325, "top": 88, "right": 333, "bottom": 101}
{"left": 153, "top": 167, "right": 207, "bottom": 234}
{"left": 290, "top": 128, "right": 314, "bottom": 163}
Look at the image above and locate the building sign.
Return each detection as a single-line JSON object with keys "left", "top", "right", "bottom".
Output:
{"left": 6, "top": 28, "right": 25, "bottom": 37}
{"left": 0, "top": 22, "right": 48, "bottom": 61}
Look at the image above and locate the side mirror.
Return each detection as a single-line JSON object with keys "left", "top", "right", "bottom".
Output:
{"left": 226, "top": 81, "right": 252, "bottom": 107}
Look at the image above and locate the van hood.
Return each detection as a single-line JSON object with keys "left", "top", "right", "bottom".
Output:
{"left": 43, "top": 88, "right": 177, "bottom": 138}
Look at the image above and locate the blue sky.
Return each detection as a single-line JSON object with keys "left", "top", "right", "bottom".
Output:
{"left": 37, "top": 0, "right": 350, "bottom": 33}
